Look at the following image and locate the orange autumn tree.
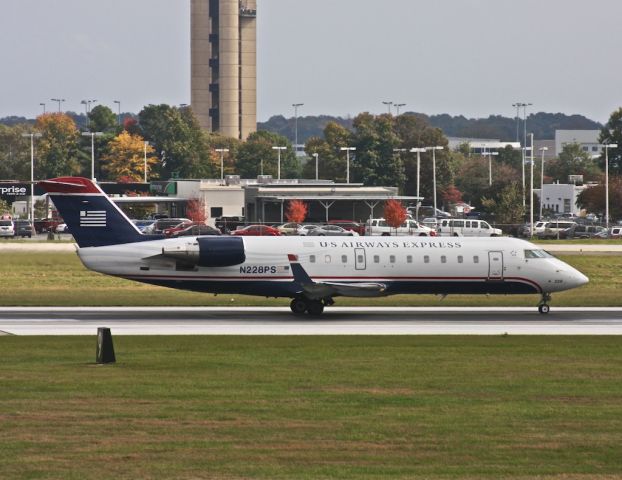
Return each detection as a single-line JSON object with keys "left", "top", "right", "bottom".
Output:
{"left": 285, "top": 200, "right": 308, "bottom": 223}
{"left": 101, "top": 131, "right": 158, "bottom": 182}
{"left": 185, "top": 198, "right": 207, "bottom": 223}
{"left": 383, "top": 199, "right": 408, "bottom": 233}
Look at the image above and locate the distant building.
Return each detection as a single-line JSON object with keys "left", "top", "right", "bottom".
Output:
{"left": 555, "top": 130, "right": 602, "bottom": 158}
{"left": 535, "top": 179, "right": 590, "bottom": 216}
{"left": 447, "top": 137, "right": 520, "bottom": 152}
{"left": 191, "top": 0, "right": 257, "bottom": 139}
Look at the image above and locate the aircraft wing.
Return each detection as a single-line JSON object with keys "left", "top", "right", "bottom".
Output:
{"left": 288, "top": 254, "right": 387, "bottom": 299}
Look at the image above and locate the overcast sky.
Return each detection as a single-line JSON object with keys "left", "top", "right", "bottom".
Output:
{"left": 1, "top": 0, "right": 621, "bottom": 123}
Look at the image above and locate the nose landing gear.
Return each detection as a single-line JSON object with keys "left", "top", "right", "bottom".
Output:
{"left": 538, "top": 293, "right": 552, "bottom": 314}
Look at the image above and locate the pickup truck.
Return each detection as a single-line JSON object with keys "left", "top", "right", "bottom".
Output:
{"left": 365, "top": 218, "right": 436, "bottom": 236}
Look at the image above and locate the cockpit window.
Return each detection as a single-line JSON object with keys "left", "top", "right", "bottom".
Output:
{"left": 524, "top": 249, "right": 554, "bottom": 259}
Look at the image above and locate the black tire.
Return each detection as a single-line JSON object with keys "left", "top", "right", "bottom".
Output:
{"left": 290, "top": 298, "right": 308, "bottom": 315}
{"left": 419, "top": 233, "right": 426, "bottom": 236}
{"left": 538, "top": 304, "right": 550, "bottom": 314}
{"left": 307, "top": 301, "right": 324, "bottom": 316}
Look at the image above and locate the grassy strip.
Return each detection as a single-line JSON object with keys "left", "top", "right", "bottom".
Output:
{"left": 1, "top": 336, "right": 621, "bottom": 479}
{"left": 0, "top": 252, "right": 618, "bottom": 307}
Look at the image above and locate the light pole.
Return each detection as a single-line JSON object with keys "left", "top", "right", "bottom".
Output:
{"left": 39, "top": 103, "right": 46, "bottom": 114}
{"left": 143, "top": 141, "right": 151, "bottom": 183}
{"left": 512, "top": 102, "right": 531, "bottom": 206}
{"left": 410, "top": 147, "right": 427, "bottom": 220}
{"left": 50, "top": 98, "right": 65, "bottom": 113}
{"left": 292, "top": 103, "right": 303, "bottom": 156}
{"left": 481, "top": 149, "right": 499, "bottom": 186}
{"left": 394, "top": 103, "right": 406, "bottom": 116}
{"left": 82, "top": 132, "right": 104, "bottom": 180}
{"left": 215, "top": 148, "right": 229, "bottom": 182}
{"left": 425, "top": 146, "right": 444, "bottom": 215}
{"left": 113, "top": 100, "right": 121, "bottom": 125}
{"left": 529, "top": 133, "right": 535, "bottom": 237}
{"left": 603, "top": 143, "right": 619, "bottom": 230}
{"left": 382, "top": 101, "right": 393, "bottom": 114}
{"left": 312, "top": 153, "right": 319, "bottom": 180}
{"left": 21, "top": 132, "right": 42, "bottom": 222}
{"left": 511, "top": 102, "right": 521, "bottom": 143}
{"left": 272, "top": 146, "right": 286, "bottom": 180}
{"left": 81, "top": 99, "right": 97, "bottom": 128}
{"left": 340, "top": 147, "right": 356, "bottom": 183}
{"left": 538, "top": 147, "right": 549, "bottom": 220}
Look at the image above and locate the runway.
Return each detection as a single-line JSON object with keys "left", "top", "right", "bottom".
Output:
{"left": 2, "top": 307, "right": 622, "bottom": 335}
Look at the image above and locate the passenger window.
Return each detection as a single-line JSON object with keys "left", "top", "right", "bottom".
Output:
{"left": 481, "top": 222, "right": 489, "bottom": 229}
{"left": 341, "top": 255, "right": 347, "bottom": 263}
{"left": 473, "top": 256, "right": 479, "bottom": 264}
{"left": 357, "top": 255, "right": 364, "bottom": 264}
{"left": 454, "top": 220, "right": 464, "bottom": 228}
{"left": 310, "top": 255, "right": 316, "bottom": 263}
{"left": 465, "top": 221, "right": 470, "bottom": 228}
{"left": 390, "top": 255, "right": 396, "bottom": 263}
{"left": 424, "top": 255, "right": 430, "bottom": 263}
{"left": 407, "top": 255, "right": 413, "bottom": 263}
{"left": 374, "top": 255, "right": 380, "bottom": 263}
{"left": 441, "top": 255, "right": 447, "bottom": 263}
{"left": 457, "top": 255, "right": 463, "bottom": 263}
{"left": 325, "top": 255, "right": 331, "bottom": 264}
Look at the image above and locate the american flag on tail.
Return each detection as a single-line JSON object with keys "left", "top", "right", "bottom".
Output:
{"left": 80, "top": 210, "right": 106, "bottom": 227}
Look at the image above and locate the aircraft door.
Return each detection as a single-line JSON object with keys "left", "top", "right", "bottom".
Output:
{"left": 354, "top": 248, "right": 366, "bottom": 270}
{"left": 488, "top": 251, "right": 504, "bottom": 280}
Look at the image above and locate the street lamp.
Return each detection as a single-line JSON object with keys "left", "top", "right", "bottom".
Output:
{"left": 538, "top": 147, "right": 549, "bottom": 220}
{"left": 340, "top": 147, "right": 356, "bottom": 183}
{"left": 481, "top": 149, "right": 499, "bottom": 186}
{"left": 39, "top": 103, "right": 46, "bottom": 114}
{"left": 312, "top": 153, "right": 319, "bottom": 180}
{"left": 50, "top": 98, "right": 65, "bottom": 113}
{"left": 394, "top": 103, "right": 406, "bottom": 116}
{"left": 81, "top": 131, "right": 104, "bottom": 180}
{"left": 215, "top": 148, "right": 229, "bottom": 182}
{"left": 143, "top": 141, "right": 151, "bottom": 183}
{"left": 512, "top": 102, "right": 532, "bottom": 207}
{"left": 603, "top": 143, "right": 619, "bottom": 230}
{"left": 272, "top": 146, "right": 286, "bottom": 180}
{"left": 410, "top": 147, "right": 427, "bottom": 220}
{"left": 382, "top": 101, "right": 393, "bottom": 114}
{"left": 425, "top": 146, "right": 444, "bottom": 215}
{"left": 529, "top": 133, "right": 535, "bottom": 237}
{"left": 292, "top": 103, "right": 303, "bottom": 156}
{"left": 21, "top": 132, "right": 42, "bottom": 222}
{"left": 81, "top": 99, "right": 98, "bottom": 128}
{"left": 113, "top": 100, "right": 121, "bottom": 125}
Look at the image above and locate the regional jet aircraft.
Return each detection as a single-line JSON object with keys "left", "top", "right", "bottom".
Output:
{"left": 40, "top": 177, "right": 588, "bottom": 315}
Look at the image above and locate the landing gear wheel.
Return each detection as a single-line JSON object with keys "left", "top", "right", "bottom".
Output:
{"left": 307, "top": 300, "right": 325, "bottom": 316}
{"left": 290, "top": 298, "right": 308, "bottom": 315}
{"left": 538, "top": 304, "right": 550, "bottom": 315}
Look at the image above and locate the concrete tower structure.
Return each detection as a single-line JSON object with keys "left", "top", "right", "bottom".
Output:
{"left": 191, "top": 0, "right": 257, "bottom": 140}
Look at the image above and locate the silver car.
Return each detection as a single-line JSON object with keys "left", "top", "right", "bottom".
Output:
{"left": 305, "top": 225, "right": 359, "bottom": 236}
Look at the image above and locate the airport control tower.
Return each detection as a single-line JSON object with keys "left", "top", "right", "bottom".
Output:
{"left": 191, "top": 0, "right": 257, "bottom": 139}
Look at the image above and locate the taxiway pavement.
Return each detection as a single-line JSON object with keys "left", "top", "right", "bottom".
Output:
{"left": 2, "top": 307, "right": 622, "bottom": 335}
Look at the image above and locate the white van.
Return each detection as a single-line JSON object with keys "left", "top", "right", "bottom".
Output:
{"left": 366, "top": 218, "right": 436, "bottom": 236}
{"left": 0, "top": 219, "right": 15, "bottom": 238}
{"left": 436, "top": 219, "right": 502, "bottom": 237}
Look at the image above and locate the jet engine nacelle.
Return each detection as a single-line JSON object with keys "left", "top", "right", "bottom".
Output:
{"left": 161, "top": 236, "right": 246, "bottom": 267}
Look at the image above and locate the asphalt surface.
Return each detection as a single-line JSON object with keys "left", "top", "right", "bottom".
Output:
{"left": 2, "top": 307, "right": 622, "bottom": 335}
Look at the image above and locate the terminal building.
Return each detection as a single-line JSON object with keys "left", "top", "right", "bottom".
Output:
{"left": 191, "top": 0, "right": 257, "bottom": 140}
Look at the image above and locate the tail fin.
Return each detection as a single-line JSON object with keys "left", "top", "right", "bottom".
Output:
{"left": 38, "top": 177, "right": 162, "bottom": 248}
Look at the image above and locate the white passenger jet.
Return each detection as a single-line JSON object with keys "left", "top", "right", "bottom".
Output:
{"left": 40, "top": 177, "right": 589, "bottom": 315}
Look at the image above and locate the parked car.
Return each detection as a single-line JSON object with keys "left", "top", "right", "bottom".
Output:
{"left": 421, "top": 217, "right": 439, "bottom": 229}
{"left": 297, "top": 224, "right": 320, "bottom": 236}
{"left": 327, "top": 220, "right": 366, "bottom": 236}
{"left": 170, "top": 224, "right": 221, "bottom": 237}
{"left": 0, "top": 219, "right": 15, "bottom": 238}
{"left": 276, "top": 222, "right": 303, "bottom": 235}
{"left": 163, "top": 221, "right": 195, "bottom": 237}
{"left": 13, "top": 219, "right": 33, "bottom": 238}
{"left": 132, "top": 219, "right": 156, "bottom": 233}
{"left": 609, "top": 226, "right": 622, "bottom": 239}
{"left": 55, "top": 223, "right": 69, "bottom": 234}
{"left": 536, "top": 221, "right": 577, "bottom": 239}
{"left": 366, "top": 218, "right": 436, "bottom": 236}
{"left": 436, "top": 219, "right": 502, "bottom": 237}
{"left": 305, "top": 225, "right": 359, "bottom": 236}
{"left": 570, "top": 224, "right": 607, "bottom": 239}
{"left": 230, "top": 225, "right": 281, "bottom": 236}
{"left": 33, "top": 218, "right": 62, "bottom": 233}
{"left": 215, "top": 216, "right": 245, "bottom": 233}
{"left": 144, "top": 218, "right": 191, "bottom": 234}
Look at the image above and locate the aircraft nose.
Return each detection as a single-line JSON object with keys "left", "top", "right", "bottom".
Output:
{"left": 568, "top": 269, "right": 589, "bottom": 288}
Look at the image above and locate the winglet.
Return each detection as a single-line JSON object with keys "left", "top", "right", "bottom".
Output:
{"left": 287, "top": 253, "right": 313, "bottom": 285}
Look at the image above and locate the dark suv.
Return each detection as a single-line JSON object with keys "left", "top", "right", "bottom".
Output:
{"left": 13, "top": 220, "right": 34, "bottom": 238}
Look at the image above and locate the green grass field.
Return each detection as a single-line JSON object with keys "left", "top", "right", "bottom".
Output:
{"left": 1, "top": 336, "right": 621, "bottom": 479}
{"left": 0, "top": 252, "right": 620, "bottom": 307}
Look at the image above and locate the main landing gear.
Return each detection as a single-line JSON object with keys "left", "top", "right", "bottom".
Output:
{"left": 290, "top": 297, "right": 331, "bottom": 316}
{"left": 538, "top": 293, "right": 552, "bottom": 314}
